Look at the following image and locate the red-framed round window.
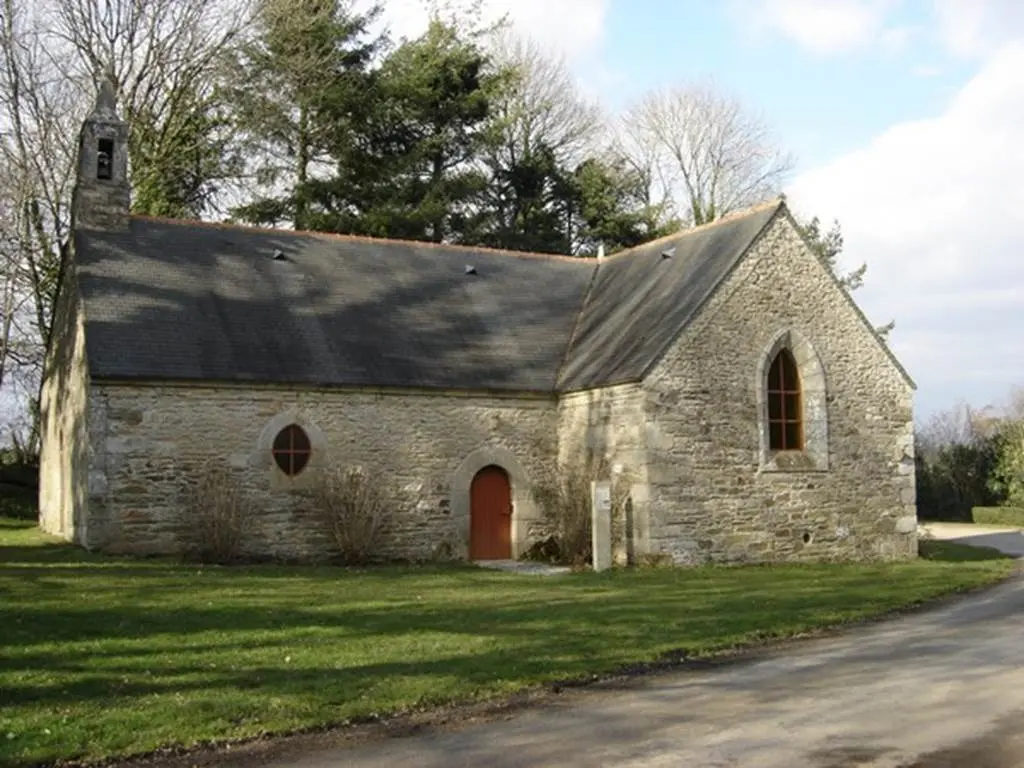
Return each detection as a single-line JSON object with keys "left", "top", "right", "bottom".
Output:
{"left": 271, "top": 424, "right": 312, "bottom": 476}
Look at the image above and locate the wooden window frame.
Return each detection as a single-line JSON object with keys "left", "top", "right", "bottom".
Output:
{"left": 272, "top": 424, "right": 312, "bottom": 477}
{"left": 767, "top": 349, "right": 804, "bottom": 452}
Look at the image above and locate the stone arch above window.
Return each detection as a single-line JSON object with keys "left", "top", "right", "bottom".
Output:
{"left": 252, "top": 410, "right": 328, "bottom": 487}
{"left": 756, "top": 330, "right": 829, "bottom": 472}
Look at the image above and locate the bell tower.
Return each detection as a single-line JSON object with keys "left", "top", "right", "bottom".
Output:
{"left": 73, "top": 73, "right": 130, "bottom": 230}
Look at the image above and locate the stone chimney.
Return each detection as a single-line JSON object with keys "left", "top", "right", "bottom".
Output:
{"left": 72, "top": 73, "right": 130, "bottom": 231}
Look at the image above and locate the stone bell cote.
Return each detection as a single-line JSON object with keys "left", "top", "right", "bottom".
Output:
{"left": 73, "top": 75, "right": 130, "bottom": 231}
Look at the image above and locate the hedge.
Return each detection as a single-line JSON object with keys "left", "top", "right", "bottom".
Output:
{"left": 972, "top": 506, "right": 1024, "bottom": 527}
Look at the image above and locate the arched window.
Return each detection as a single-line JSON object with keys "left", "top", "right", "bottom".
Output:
{"left": 272, "top": 424, "right": 312, "bottom": 476}
{"left": 767, "top": 349, "right": 803, "bottom": 451}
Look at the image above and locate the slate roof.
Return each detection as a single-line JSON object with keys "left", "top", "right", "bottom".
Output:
{"left": 558, "top": 203, "right": 781, "bottom": 390}
{"left": 73, "top": 198, "right": 882, "bottom": 393}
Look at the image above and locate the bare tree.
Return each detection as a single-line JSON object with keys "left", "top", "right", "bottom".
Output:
{"left": 621, "top": 80, "right": 795, "bottom": 226}
{"left": 50, "top": 0, "right": 251, "bottom": 218}
{"left": 0, "top": 0, "right": 79, "bottom": 385}
{"left": 0, "top": 0, "right": 251, "bottom": 453}
{"left": 484, "top": 30, "right": 601, "bottom": 168}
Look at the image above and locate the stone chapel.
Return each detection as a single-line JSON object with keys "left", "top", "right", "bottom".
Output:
{"left": 39, "top": 83, "right": 919, "bottom": 565}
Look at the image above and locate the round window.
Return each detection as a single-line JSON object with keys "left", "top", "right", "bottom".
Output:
{"left": 272, "top": 424, "right": 312, "bottom": 476}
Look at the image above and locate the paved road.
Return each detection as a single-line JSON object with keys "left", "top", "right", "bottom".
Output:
{"left": 255, "top": 571, "right": 1024, "bottom": 767}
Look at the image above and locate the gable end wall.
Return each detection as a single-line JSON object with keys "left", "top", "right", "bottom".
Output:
{"left": 642, "top": 214, "right": 916, "bottom": 564}
{"left": 39, "top": 262, "right": 91, "bottom": 543}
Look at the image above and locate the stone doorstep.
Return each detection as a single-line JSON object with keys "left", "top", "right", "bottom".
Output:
{"left": 474, "top": 560, "right": 572, "bottom": 576}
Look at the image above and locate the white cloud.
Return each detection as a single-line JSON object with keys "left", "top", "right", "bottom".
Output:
{"left": 786, "top": 42, "right": 1024, "bottom": 416}
{"left": 735, "top": 0, "right": 1024, "bottom": 60}
{"left": 737, "top": 0, "right": 898, "bottom": 55}
{"left": 373, "top": 0, "right": 608, "bottom": 62}
{"left": 932, "top": 0, "right": 1024, "bottom": 58}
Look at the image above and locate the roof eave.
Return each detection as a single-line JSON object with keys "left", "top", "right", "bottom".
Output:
{"left": 87, "top": 373, "right": 561, "bottom": 400}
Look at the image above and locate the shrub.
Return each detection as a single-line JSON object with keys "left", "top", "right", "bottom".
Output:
{"left": 313, "top": 466, "right": 390, "bottom": 564}
{"left": 520, "top": 535, "right": 562, "bottom": 564}
{"left": 181, "top": 463, "right": 248, "bottom": 563}
{"left": 532, "top": 452, "right": 617, "bottom": 567}
{"left": 915, "top": 436, "right": 1001, "bottom": 521}
{"left": 0, "top": 483, "right": 37, "bottom": 520}
{"left": 972, "top": 506, "right": 1024, "bottom": 528}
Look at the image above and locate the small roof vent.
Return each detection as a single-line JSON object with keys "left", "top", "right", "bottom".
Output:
{"left": 661, "top": 247, "right": 675, "bottom": 260}
{"left": 465, "top": 265, "right": 477, "bottom": 275}
{"left": 272, "top": 248, "right": 287, "bottom": 261}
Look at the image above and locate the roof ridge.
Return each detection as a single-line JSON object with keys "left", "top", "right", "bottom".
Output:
{"left": 600, "top": 197, "right": 786, "bottom": 263}
{"left": 129, "top": 214, "right": 594, "bottom": 265}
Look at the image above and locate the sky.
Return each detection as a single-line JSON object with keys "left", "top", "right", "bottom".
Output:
{"left": 382, "top": 0, "right": 1024, "bottom": 421}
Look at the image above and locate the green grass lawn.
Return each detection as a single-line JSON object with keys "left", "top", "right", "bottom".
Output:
{"left": 0, "top": 518, "right": 1016, "bottom": 767}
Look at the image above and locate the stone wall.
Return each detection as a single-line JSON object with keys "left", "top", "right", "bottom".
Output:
{"left": 39, "top": 264, "right": 91, "bottom": 544}
{"left": 85, "top": 384, "right": 557, "bottom": 561}
{"left": 642, "top": 212, "right": 916, "bottom": 565}
{"left": 556, "top": 384, "right": 651, "bottom": 564}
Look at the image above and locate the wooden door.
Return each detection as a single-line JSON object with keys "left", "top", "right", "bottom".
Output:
{"left": 470, "top": 465, "right": 512, "bottom": 560}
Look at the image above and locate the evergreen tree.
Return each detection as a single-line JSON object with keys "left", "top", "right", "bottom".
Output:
{"left": 130, "top": 87, "right": 239, "bottom": 219}
{"left": 226, "top": 0, "right": 383, "bottom": 229}
{"left": 305, "top": 18, "right": 498, "bottom": 242}
{"left": 569, "top": 156, "right": 677, "bottom": 255}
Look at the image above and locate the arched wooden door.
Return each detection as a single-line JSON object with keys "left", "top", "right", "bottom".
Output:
{"left": 470, "top": 465, "right": 512, "bottom": 560}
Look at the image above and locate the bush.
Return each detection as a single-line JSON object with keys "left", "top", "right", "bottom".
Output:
{"left": 181, "top": 464, "right": 248, "bottom": 563}
{"left": 0, "top": 459, "right": 39, "bottom": 520}
{"left": 915, "top": 437, "right": 1001, "bottom": 521}
{"left": 520, "top": 535, "right": 562, "bottom": 564}
{"left": 972, "top": 506, "right": 1024, "bottom": 527}
{"left": 312, "top": 466, "right": 390, "bottom": 564}
{"left": 0, "top": 483, "right": 37, "bottom": 520}
{"left": 532, "top": 453, "right": 616, "bottom": 567}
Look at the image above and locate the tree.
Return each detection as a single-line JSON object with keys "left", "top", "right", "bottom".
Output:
{"left": 377, "top": 18, "right": 495, "bottom": 242}
{"left": 991, "top": 421, "right": 1024, "bottom": 506}
{"left": 0, "top": 0, "right": 78, "bottom": 391}
{"left": 482, "top": 31, "right": 599, "bottom": 170}
{"left": 468, "top": 140, "right": 569, "bottom": 252}
{"left": 986, "top": 387, "right": 1024, "bottom": 506}
{"left": 0, "top": 0, "right": 250, "bottom": 455}
{"left": 566, "top": 155, "right": 678, "bottom": 255}
{"left": 467, "top": 32, "right": 597, "bottom": 252}
{"left": 621, "top": 81, "right": 794, "bottom": 226}
{"left": 914, "top": 401, "right": 1005, "bottom": 521}
{"left": 52, "top": 0, "right": 249, "bottom": 218}
{"left": 226, "top": 0, "right": 383, "bottom": 229}
{"left": 304, "top": 17, "right": 497, "bottom": 242}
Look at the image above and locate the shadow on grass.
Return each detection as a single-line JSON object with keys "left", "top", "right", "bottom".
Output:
{"left": 1, "top": 518, "right": 1018, "bottom": 767}
{"left": 0, "top": 516, "right": 37, "bottom": 531}
{"left": 919, "top": 539, "right": 1015, "bottom": 562}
